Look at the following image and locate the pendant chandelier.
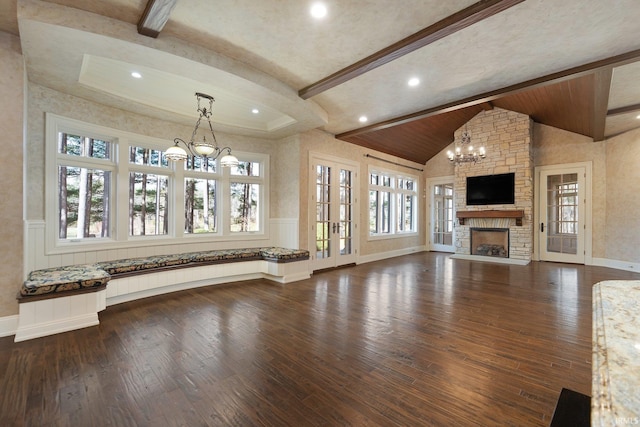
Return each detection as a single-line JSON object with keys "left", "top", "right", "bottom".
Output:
{"left": 165, "top": 92, "right": 239, "bottom": 167}
{"left": 447, "top": 123, "right": 486, "bottom": 165}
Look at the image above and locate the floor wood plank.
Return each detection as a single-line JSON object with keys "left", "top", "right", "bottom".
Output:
{"left": 1, "top": 253, "right": 639, "bottom": 426}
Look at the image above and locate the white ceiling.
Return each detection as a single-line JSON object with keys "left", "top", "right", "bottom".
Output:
{"left": 4, "top": 0, "right": 640, "bottom": 146}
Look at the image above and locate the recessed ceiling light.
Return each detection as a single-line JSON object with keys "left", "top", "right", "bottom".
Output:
{"left": 408, "top": 77, "right": 420, "bottom": 87}
{"left": 310, "top": 3, "right": 327, "bottom": 19}
{"left": 359, "top": 116, "right": 368, "bottom": 123}
{"left": 131, "top": 71, "right": 142, "bottom": 79}
{"left": 252, "top": 108, "right": 260, "bottom": 114}
{"left": 636, "top": 113, "right": 640, "bottom": 119}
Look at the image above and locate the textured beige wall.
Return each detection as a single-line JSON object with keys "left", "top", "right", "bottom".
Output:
{"left": 297, "top": 129, "right": 426, "bottom": 257}
{"left": 424, "top": 143, "right": 455, "bottom": 178}
{"left": 0, "top": 32, "right": 24, "bottom": 316}
{"left": 532, "top": 123, "right": 607, "bottom": 258}
{"left": 271, "top": 134, "right": 300, "bottom": 219}
{"left": 604, "top": 127, "right": 640, "bottom": 263}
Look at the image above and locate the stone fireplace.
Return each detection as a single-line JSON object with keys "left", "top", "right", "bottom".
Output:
{"left": 451, "top": 108, "right": 534, "bottom": 264}
{"left": 471, "top": 228, "right": 509, "bottom": 258}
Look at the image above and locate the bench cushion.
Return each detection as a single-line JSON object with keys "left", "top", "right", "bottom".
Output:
{"left": 21, "top": 264, "right": 111, "bottom": 296}
{"left": 260, "top": 247, "right": 310, "bottom": 262}
{"left": 20, "top": 247, "right": 310, "bottom": 298}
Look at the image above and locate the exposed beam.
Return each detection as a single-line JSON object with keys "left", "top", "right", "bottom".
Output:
{"left": 298, "top": 0, "right": 525, "bottom": 100}
{"left": 337, "top": 48, "right": 640, "bottom": 139}
{"left": 480, "top": 101, "right": 494, "bottom": 110}
{"left": 138, "top": 0, "right": 178, "bottom": 38}
{"left": 607, "top": 103, "right": 640, "bottom": 117}
{"left": 592, "top": 68, "right": 613, "bottom": 142}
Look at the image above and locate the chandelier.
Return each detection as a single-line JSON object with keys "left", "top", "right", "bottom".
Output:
{"left": 447, "top": 124, "right": 486, "bottom": 165}
{"left": 165, "top": 92, "right": 239, "bottom": 167}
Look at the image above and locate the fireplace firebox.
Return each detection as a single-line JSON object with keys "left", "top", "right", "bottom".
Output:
{"left": 470, "top": 228, "right": 509, "bottom": 258}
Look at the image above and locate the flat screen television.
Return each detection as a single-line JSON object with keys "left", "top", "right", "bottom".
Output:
{"left": 466, "top": 173, "right": 515, "bottom": 205}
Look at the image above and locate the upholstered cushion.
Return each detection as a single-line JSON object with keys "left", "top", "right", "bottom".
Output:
{"left": 191, "top": 248, "right": 263, "bottom": 263}
{"left": 260, "top": 247, "right": 310, "bottom": 262}
{"left": 21, "top": 264, "right": 110, "bottom": 296}
{"left": 21, "top": 247, "right": 308, "bottom": 298}
{"left": 96, "top": 253, "right": 193, "bottom": 275}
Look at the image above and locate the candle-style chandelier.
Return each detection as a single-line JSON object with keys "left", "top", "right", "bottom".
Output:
{"left": 447, "top": 123, "right": 486, "bottom": 165}
{"left": 165, "top": 92, "right": 239, "bottom": 167}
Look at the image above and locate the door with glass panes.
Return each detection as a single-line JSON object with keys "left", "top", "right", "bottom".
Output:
{"left": 539, "top": 166, "right": 586, "bottom": 264}
{"left": 429, "top": 178, "right": 455, "bottom": 252}
{"left": 310, "top": 154, "right": 358, "bottom": 271}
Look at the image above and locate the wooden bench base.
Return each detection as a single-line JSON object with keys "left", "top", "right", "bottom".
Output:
{"left": 15, "top": 285, "right": 107, "bottom": 342}
{"left": 14, "top": 257, "right": 309, "bottom": 342}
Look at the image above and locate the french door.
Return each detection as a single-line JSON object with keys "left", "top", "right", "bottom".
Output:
{"left": 309, "top": 154, "right": 358, "bottom": 271}
{"left": 537, "top": 164, "right": 590, "bottom": 264}
{"left": 428, "top": 177, "right": 455, "bottom": 252}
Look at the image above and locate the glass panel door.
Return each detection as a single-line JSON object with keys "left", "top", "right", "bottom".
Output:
{"left": 315, "top": 165, "right": 331, "bottom": 260}
{"left": 540, "top": 168, "right": 585, "bottom": 264}
{"left": 311, "top": 155, "right": 358, "bottom": 270}
{"left": 429, "top": 179, "right": 455, "bottom": 253}
{"left": 339, "top": 169, "right": 353, "bottom": 257}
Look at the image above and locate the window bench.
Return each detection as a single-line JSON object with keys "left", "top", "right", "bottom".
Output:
{"left": 14, "top": 247, "right": 310, "bottom": 342}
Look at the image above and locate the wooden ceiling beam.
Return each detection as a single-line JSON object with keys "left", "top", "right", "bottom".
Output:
{"left": 480, "top": 101, "right": 494, "bottom": 110}
{"left": 607, "top": 103, "right": 640, "bottom": 117}
{"left": 337, "top": 48, "right": 640, "bottom": 139}
{"left": 138, "top": 0, "right": 178, "bottom": 38}
{"left": 298, "top": 0, "right": 525, "bottom": 100}
{"left": 592, "top": 68, "right": 613, "bottom": 142}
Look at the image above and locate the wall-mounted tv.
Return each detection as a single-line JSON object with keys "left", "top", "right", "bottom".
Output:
{"left": 466, "top": 173, "right": 515, "bottom": 205}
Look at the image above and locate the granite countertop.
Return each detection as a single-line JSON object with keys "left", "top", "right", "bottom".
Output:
{"left": 592, "top": 280, "right": 640, "bottom": 426}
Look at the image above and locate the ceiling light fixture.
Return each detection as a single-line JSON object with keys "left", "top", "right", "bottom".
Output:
{"left": 131, "top": 71, "right": 142, "bottom": 78}
{"left": 165, "top": 92, "right": 239, "bottom": 167}
{"left": 408, "top": 77, "right": 420, "bottom": 87}
{"left": 252, "top": 108, "right": 260, "bottom": 114}
{"left": 359, "top": 116, "right": 368, "bottom": 123}
{"left": 310, "top": 3, "right": 327, "bottom": 19}
{"left": 447, "top": 123, "right": 486, "bottom": 165}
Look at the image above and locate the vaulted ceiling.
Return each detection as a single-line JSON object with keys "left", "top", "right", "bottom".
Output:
{"left": 2, "top": 0, "right": 640, "bottom": 165}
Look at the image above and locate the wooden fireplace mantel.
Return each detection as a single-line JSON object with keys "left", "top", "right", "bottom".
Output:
{"left": 456, "top": 210, "right": 525, "bottom": 226}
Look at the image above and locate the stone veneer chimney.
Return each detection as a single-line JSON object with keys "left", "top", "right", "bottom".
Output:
{"left": 453, "top": 108, "right": 534, "bottom": 263}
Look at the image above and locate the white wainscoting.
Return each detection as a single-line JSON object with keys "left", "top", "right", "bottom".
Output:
{"left": 269, "top": 218, "right": 299, "bottom": 249}
{"left": 105, "top": 259, "right": 310, "bottom": 306}
{"left": 0, "top": 315, "right": 19, "bottom": 338}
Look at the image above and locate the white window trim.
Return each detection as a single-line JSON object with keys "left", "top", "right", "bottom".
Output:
{"left": 45, "top": 113, "right": 270, "bottom": 255}
{"left": 367, "top": 166, "right": 419, "bottom": 241}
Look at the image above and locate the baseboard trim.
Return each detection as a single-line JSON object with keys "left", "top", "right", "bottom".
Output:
{"left": 450, "top": 254, "right": 530, "bottom": 265}
{"left": 592, "top": 257, "right": 640, "bottom": 273}
{"left": 357, "top": 246, "right": 426, "bottom": 265}
{"left": 0, "top": 315, "right": 19, "bottom": 338}
{"left": 14, "top": 313, "right": 99, "bottom": 342}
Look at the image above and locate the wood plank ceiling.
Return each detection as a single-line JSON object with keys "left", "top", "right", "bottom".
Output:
{"left": 336, "top": 49, "right": 640, "bottom": 165}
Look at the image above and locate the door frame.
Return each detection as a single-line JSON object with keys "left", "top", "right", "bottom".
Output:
{"left": 308, "top": 152, "right": 360, "bottom": 271}
{"left": 426, "top": 175, "right": 455, "bottom": 253}
{"left": 533, "top": 161, "right": 592, "bottom": 264}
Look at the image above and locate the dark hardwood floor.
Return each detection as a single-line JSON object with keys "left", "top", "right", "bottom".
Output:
{"left": 2, "top": 252, "right": 639, "bottom": 426}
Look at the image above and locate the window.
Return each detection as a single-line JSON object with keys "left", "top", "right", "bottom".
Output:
{"left": 369, "top": 169, "right": 418, "bottom": 237}
{"left": 56, "top": 132, "right": 114, "bottom": 240}
{"left": 128, "top": 146, "right": 170, "bottom": 236}
{"left": 229, "top": 160, "right": 263, "bottom": 233}
{"left": 184, "top": 157, "right": 218, "bottom": 234}
{"left": 46, "top": 114, "right": 269, "bottom": 251}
